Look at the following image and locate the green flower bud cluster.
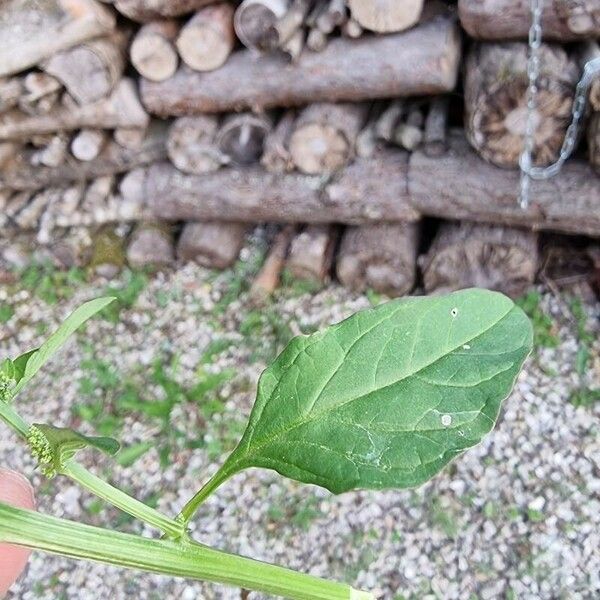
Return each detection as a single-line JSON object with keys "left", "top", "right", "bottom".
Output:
{"left": 28, "top": 425, "right": 57, "bottom": 478}
{"left": 0, "top": 372, "right": 12, "bottom": 404}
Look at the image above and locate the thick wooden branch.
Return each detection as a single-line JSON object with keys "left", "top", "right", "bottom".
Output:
{"left": 0, "top": 0, "right": 116, "bottom": 77}
{"left": 287, "top": 225, "right": 336, "bottom": 283}
{"left": 0, "top": 79, "right": 149, "bottom": 140}
{"left": 409, "top": 131, "right": 600, "bottom": 237}
{"left": 113, "top": 0, "right": 222, "bottom": 22}
{"left": 141, "top": 14, "right": 461, "bottom": 114}
{"left": 458, "top": 0, "right": 600, "bottom": 41}
{"left": 145, "top": 150, "right": 415, "bottom": 224}
{"left": 348, "top": 0, "right": 423, "bottom": 33}
{"left": 177, "top": 221, "right": 247, "bottom": 268}
{"left": 1, "top": 122, "right": 167, "bottom": 191}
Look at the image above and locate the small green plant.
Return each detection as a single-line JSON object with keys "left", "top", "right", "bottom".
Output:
{"left": 0, "top": 289, "right": 532, "bottom": 599}
{"left": 19, "top": 261, "right": 86, "bottom": 305}
{"left": 516, "top": 291, "right": 559, "bottom": 349}
{"left": 0, "top": 303, "right": 14, "bottom": 324}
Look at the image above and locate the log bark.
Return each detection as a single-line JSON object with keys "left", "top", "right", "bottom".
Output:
{"left": 0, "top": 79, "right": 149, "bottom": 140}
{"left": 287, "top": 225, "right": 336, "bottom": 283}
{"left": 464, "top": 42, "right": 579, "bottom": 168}
{"left": 581, "top": 42, "right": 600, "bottom": 111}
{"left": 113, "top": 126, "right": 147, "bottom": 149}
{"left": 337, "top": 223, "right": 419, "bottom": 296}
{"left": 0, "top": 0, "right": 115, "bottom": 77}
{"left": 409, "top": 130, "right": 600, "bottom": 237}
{"left": 375, "top": 100, "right": 404, "bottom": 143}
{"left": 176, "top": 4, "right": 235, "bottom": 72}
{"left": 423, "top": 96, "right": 449, "bottom": 157}
{"left": 234, "top": 0, "right": 289, "bottom": 52}
{"left": 166, "top": 115, "right": 228, "bottom": 174}
{"left": 126, "top": 222, "right": 174, "bottom": 268}
{"left": 458, "top": 0, "right": 600, "bottom": 41}
{"left": 145, "top": 150, "right": 416, "bottom": 224}
{"left": 348, "top": 0, "right": 424, "bottom": 33}
{"left": 1, "top": 122, "right": 167, "bottom": 191}
{"left": 130, "top": 20, "right": 179, "bottom": 82}
{"left": 289, "top": 102, "right": 368, "bottom": 174}
{"left": 177, "top": 221, "right": 247, "bottom": 268}
{"left": 394, "top": 102, "right": 424, "bottom": 151}
{"left": 216, "top": 112, "right": 272, "bottom": 166}
{"left": 589, "top": 112, "right": 600, "bottom": 174}
{"left": 113, "top": 0, "right": 221, "bottom": 22}
{"left": 71, "top": 129, "right": 108, "bottom": 161}
{"left": 261, "top": 109, "right": 296, "bottom": 172}
{"left": 42, "top": 33, "right": 128, "bottom": 105}
{"left": 420, "top": 222, "right": 538, "bottom": 298}
{"left": 341, "top": 18, "right": 363, "bottom": 38}
{"left": 250, "top": 224, "right": 296, "bottom": 300}
{"left": 141, "top": 14, "right": 461, "bottom": 114}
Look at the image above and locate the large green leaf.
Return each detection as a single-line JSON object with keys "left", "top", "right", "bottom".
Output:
{"left": 13, "top": 297, "right": 115, "bottom": 396}
{"left": 222, "top": 289, "right": 532, "bottom": 494}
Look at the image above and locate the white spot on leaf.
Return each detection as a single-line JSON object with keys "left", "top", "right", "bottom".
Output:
{"left": 450, "top": 308, "right": 458, "bottom": 318}
{"left": 441, "top": 414, "right": 452, "bottom": 427}
{"left": 463, "top": 344, "right": 471, "bottom": 350}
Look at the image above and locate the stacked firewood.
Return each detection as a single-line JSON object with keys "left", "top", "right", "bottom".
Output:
{"left": 1, "top": 0, "right": 599, "bottom": 299}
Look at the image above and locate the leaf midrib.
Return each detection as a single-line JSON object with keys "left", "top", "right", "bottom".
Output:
{"left": 236, "top": 304, "right": 518, "bottom": 463}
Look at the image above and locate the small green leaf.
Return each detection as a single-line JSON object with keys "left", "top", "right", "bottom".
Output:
{"left": 14, "top": 297, "right": 115, "bottom": 395}
{"left": 28, "top": 423, "right": 120, "bottom": 478}
{"left": 219, "top": 289, "right": 532, "bottom": 494}
{"left": 116, "top": 441, "right": 154, "bottom": 467}
{"left": 11, "top": 350, "right": 37, "bottom": 384}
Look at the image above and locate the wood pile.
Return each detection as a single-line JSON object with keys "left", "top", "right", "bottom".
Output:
{"left": 1, "top": 0, "right": 599, "bottom": 299}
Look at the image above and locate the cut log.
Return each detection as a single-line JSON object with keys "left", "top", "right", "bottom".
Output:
{"left": 141, "top": 14, "right": 461, "bottom": 113}
{"left": 42, "top": 33, "right": 128, "bottom": 105}
{"left": 589, "top": 112, "right": 600, "bottom": 174}
{"left": 464, "top": 42, "right": 579, "bottom": 168}
{"left": 250, "top": 224, "right": 296, "bottom": 300}
{"left": 126, "top": 222, "right": 174, "bottom": 268}
{"left": 176, "top": 4, "right": 235, "bottom": 72}
{"left": 355, "top": 106, "right": 384, "bottom": 159}
{"left": 348, "top": 0, "right": 424, "bottom": 33}
{"left": 130, "top": 20, "right": 179, "bottom": 82}
{"left": 306, "top": 27, "right": 328, "bottom": 52}
{"left": 280, "top": 28, "right": 305, "bottom": 62}
{"left": 458, "top": 0, "right": 600, "bottom": 41}
{"left": 394, "top": 102, "right": 424, "bottom": 151}
{"left": 409, "top": 130, "right": 600, "bottom": 237}
{"left": 273, "top": 0, "right": 311, "bottom": 48}
{"left": 19, "top": 73, "right": 62, "bottom": 115}
{"left": 420, "top": 222, "right": 538, "bottom": 298}
{"left": 261, "top": 110, "right": 296, "bottom": 173}
{"left": 0, "top": 78, "right": 22, "bottom": 113}
{"left": 234, "top": 0, "right": 289, "bottom": 52}
{"left": 0, "top": 0, "right": 115, "bottom": 77}
{"left": 581, "top": 42, "right": 600, "bottom": 111}
{"left": 375, "top": 100, "right": 404, "bottom": 143}
{"left": 167, "top": 115, "right": 228, "bottom": 174}
{"left": 423, "top": 96, "right": 449, "bottom": 157}
{"left": 287, "top": 225, "right": 336, "bottom": 283}
{"left": 145, "top": 151, "right": 415, "bottom": 223}
{"left": 316, "top": 0, "right": 347, "bottom": 33}
{"left": 177, "top": 221, "right": 247, "bottom": 268}
{"left": 114, "top": 0, "right": 220, "bottom": 22}
{"left": 341, "top": 18, "right": 363, "bottom": 38}
{"left": 71, "top": 129, "right": 108, "bottom": 161}
{"left": 0, "top": 79, "right": 149, "bottom": 140}
{"left": 0, "top": 122, "right": 167, "bottom": 191}
{"left": 337, "top": 223, "right": 419, "bottom": 296}
{"left": 113, "top": 126, "right": 147, "bottom": 149}
{"left": 30, "top": 134, "right": 69, "bottom": 167}
{"left": 216, "top": 112, "right": 273, "bottom": 165}
{"left": 289, "top": 102, "right": 368, "bottom": 174}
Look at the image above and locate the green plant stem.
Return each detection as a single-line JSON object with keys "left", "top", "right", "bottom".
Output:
{"left": 178, "top": 458, "right": 239, "bottom": 525}
{"left": 0, "top": 502, "right": 373, "bottom": 600}
{"left": 63, "top": 462, "right": 184, "bottom": 539}
{"left": 0, "top": 402, "right": 183, "bottom": 539}
{"left": 0, "top": 401, "right": 29, "bottom": 439}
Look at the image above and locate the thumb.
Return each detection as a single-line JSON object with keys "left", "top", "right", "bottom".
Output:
{"left": 0, "top": 468, "right": 35, "bottom": 596}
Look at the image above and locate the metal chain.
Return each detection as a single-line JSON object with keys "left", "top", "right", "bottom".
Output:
{"left": 519, "top": 0, "right": 600, "bottom": 208}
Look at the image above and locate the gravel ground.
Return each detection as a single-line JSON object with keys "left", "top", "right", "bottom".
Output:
{"left": 1, "top": 240, "right": 599, "bottom": 600}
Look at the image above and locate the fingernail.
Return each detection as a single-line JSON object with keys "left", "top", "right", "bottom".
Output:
{"left": 0, "top": 468, "right": 35, "bottom": 510}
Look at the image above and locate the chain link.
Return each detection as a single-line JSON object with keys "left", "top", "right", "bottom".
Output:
{"left": 519, "top": 0, "right": 600, "bottom": 208}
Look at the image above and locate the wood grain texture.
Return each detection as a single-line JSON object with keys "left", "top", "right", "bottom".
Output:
{"left": 140, "top": 14, "right": 461, "bottom": 114}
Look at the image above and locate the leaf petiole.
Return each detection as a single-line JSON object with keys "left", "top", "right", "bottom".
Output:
{"left": 0, "top": 501, "right": 372, "bottom": 600}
